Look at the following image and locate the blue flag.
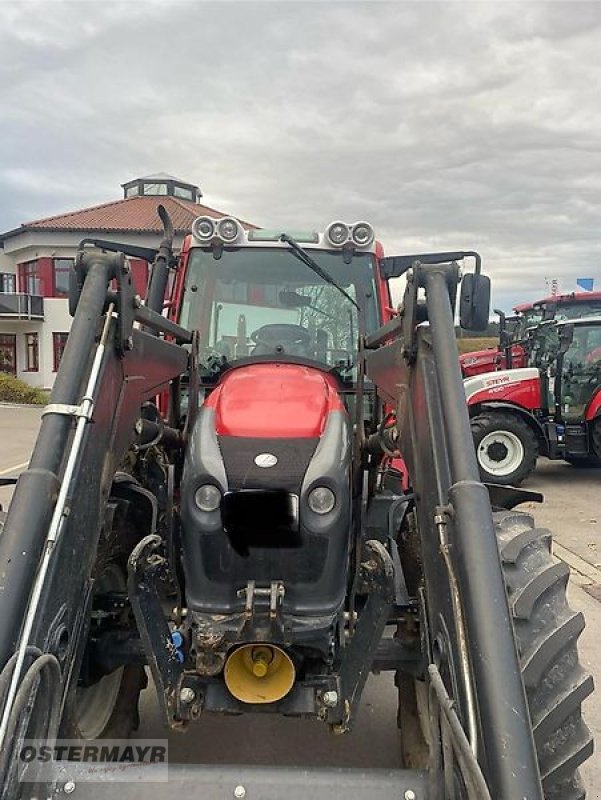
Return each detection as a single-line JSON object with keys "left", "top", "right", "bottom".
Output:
{"left": 576, "top": 278, "right": 594, "bottom": 292}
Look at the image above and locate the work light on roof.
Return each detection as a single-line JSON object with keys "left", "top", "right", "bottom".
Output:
{"left": 217, "top": 217, "right": 241, "bottom": 243}
{"left": 326, "top": 221, "right": 350, "bottom": 247}
{"left": 351, "top": 222, "right": 374, "bottom": 247}
{"left": 192, "top": 216, "right": 216, "bottom": 241}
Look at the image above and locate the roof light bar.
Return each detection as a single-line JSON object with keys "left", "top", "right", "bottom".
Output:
{"left": 191, "top": 216, "right": 216, "bottom": 241}
{"left": 325, "top": 221, "right": 375, "bottom": 248}
{"left": 217, "top": 217, "right": 241, "bottom": 243}
{"left": 351, "top": 221, "right": 374, "bottom": 247}
{"left": 326, "top": 221, "right": 349, "bottom": 247}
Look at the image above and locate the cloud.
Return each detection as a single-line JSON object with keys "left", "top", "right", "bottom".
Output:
{"left": 1, "top": 0, "right": 600, "bottom": 307}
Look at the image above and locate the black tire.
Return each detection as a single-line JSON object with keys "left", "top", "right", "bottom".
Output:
{"left": 60, "top": 662, "right": 146, "bottom": 740}
{"left": 60, "top": 528, "right": 147, "bottom": 741}
{"left": 471, "top": 412, "right": 538, "bottom": 485}
{"left": 496, "top": 510, "right": 594, "bottom": 799}
{"left": 591, "top": 417, "right": 601, "bottom": 459}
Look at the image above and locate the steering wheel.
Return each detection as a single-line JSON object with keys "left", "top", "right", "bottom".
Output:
{"left": 250, "top": 324, "right": 312, "bottom": 355}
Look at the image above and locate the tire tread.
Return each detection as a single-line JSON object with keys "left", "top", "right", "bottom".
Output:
{"left": 493, "top": 510, "right": 594, "bottom": 798}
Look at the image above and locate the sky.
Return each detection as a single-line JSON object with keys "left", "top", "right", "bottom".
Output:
{"left": 1, "top": 0, "right": 600, "bottom": 311}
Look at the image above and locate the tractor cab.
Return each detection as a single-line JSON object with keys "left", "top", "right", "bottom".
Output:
{"left": 172, "top": 218, "right": 389, "bottom": 421}
{"left": 527, "top": 317, "right": 601, "bottom": 420}
{"left": 555, "top": 317, "right": 601, "bottom": 422}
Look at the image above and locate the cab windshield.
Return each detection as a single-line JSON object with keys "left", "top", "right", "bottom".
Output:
{"left": 180, "top": 247, "right": 379, "bottom": 375}
{"left": 554, "top": 300, "right": 601, "bottom": 321}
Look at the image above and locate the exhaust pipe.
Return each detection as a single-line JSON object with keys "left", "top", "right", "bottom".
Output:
{"left": 224, "top": 644, "right": 295, "bottom": 704}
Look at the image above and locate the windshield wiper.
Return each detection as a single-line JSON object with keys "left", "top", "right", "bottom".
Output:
{"left": 280, "top": 233, "right": 360, "bottom": 311}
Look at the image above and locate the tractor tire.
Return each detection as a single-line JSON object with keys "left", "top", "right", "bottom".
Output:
{"left": 471, "top": 412, "right": 538, "bottom": 485}
{"left": 396, "top": 510, "right": 594, "bottom": 797}
{"left": 592, "top": 417, "right": 601, "bottom": 459}
{"left": 60, "top": 527, "right": 147, "bottom": 741}
{"left": 60, "top": 661, "right": 146, "bottom": 740}
{"left": 495, "top": 510, "right": 594, "bottom": 799}
{"left": 1, "top": 505, "right": 145, "bottom": 742}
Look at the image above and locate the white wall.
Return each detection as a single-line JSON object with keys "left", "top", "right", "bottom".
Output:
{"left": 1, "top": 228, "right": 186, "bottom": 389}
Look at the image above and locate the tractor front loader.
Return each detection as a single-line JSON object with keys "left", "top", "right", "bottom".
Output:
{"left": 0, "top": 211, "right": 593, "bottom": 800}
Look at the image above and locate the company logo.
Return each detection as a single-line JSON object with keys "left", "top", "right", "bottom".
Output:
{"left": 17, "top": 739, "right": 168, "bottom": 783}
{"left": 483, "top": 375, "right": 514, "bottom": 388}
{"left": 254, "top": 453, "right": 278, "bottom": 468}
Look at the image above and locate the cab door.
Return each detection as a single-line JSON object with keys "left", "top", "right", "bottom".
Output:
{"left": 559, "top": 325, "right": 601, "bottom": 422}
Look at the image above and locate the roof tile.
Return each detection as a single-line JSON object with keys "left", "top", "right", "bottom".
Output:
{"left": 18, "top": 196, "right": 254, "bottom": 235}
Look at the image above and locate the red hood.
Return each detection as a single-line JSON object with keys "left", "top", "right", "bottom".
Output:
{"left": 205, "top": 363, "right": 345, "bottom": 438}
{"left": 459, "top": 348, "right": 497, "bottom": 364}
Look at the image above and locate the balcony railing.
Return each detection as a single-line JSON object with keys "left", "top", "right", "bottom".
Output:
{"left": 0, "top": 292, "right": 44, "bottom": 320}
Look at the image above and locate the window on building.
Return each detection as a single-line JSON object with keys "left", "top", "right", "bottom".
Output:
{"left": 18, "top": 261, "right": 40, "bottom": 295}
{"left": 53, "top": 332, "right": 69, "bottom": 372}
{"left": 0, "top": 334, "right": 17, "bottom": 375}
{"left": 142, "top": 183, "right": 168, "bottom": 196}
{"left": 25, "top": 333, "right": 39, "bottom": 371}
{"left": 125, "top": 184, "right": 140, "bottom": 198}
{"left": 173, "top": 185, "right": 194, "bottom": 201}
{"left": 53, "top": 259, "right": 73, "bottom": 297}
{"left": 0, "top": 273, "right": 16, "bottom": 293}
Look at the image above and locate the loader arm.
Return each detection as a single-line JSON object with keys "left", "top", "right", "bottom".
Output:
{"left": 365, "top": 259, "right": 543, "bottom": 799}
{"left": 0, "top": 249, "right": 189, "bottom": 785}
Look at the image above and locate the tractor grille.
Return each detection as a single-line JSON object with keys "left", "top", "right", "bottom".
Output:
{"left": 218, "top": 436, "right": 319, "bottom": 493}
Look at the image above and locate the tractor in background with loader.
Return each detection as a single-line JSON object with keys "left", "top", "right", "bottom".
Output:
{"left": 0, "top": 211, "right": 593, "bottom": 799}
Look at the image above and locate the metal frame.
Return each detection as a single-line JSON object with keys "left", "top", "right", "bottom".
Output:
{"left": 365, "top": 258, "right": 543, "bottom": 798}
{"left": 0, "top": 248, "right": 189, "bottom": 791}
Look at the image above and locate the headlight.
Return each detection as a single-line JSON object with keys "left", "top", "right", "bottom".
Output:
{"left": 217, "top": 217, "right": 241, "bottom": 242}
{"left": 325, "top": 221, "right": 349, "bottom": 247}
{"left": 192, "top": 216, "right": 216, "bottom": 240}
{"left": 194, "top": 484, "right": 222, "bottom": 512}
{"left": 351, "top": 221, "right": 374, "bottom": 247}
{"left": 308, "top": 486, "right": 336, "bottom": 515}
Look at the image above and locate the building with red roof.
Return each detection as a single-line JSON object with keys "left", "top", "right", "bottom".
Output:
{"left": 0, "top": 174, "right": 251, "bottom": 388}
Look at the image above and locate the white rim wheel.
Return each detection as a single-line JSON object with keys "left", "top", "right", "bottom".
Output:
{"left": 75, "top": 563, "right": 125, "bottom": 739}
{"left": 477, "top": 430, "right": 525, "bottom": 478}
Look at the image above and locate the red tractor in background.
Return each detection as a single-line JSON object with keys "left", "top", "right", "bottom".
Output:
{"left": 460, "top": 291, "right": 601, "bottom": 378}
{"left": 467, "top": 316, "right": 601, "bottom": 484}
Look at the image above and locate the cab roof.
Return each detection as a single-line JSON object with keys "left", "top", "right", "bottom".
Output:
{"left": 514, "top": 291, "right": 601, "bottom": 314}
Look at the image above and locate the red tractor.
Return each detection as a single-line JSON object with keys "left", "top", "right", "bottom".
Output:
{"left": 0, "top": 213, "right": 593, "bottom": 799}
{"left": 467, "top": 316, "right": 601, "bottom": 484}
{"left": 460, "top": 291, "right": 601, "bottom": 378}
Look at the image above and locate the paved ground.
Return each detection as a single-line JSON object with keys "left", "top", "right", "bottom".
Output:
{"left": 0, "top": 404, "right": 599, "bottom": 794}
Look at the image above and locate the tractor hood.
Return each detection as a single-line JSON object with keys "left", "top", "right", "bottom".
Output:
{"left": 180, "top": 361, "right": 352, "bottom": 617}
{"left": 459, "top": 347, "right": 498, "bottom": 369}
{"left": 204, "top": 363, "right": 344, "bottom": 438}
{"left": 464, "top": 367, "right": 540, "bottom": 406}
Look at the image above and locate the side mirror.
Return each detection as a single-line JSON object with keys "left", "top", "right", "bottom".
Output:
{"left": 459, "top": 273, "right": 491, "bottom": 332}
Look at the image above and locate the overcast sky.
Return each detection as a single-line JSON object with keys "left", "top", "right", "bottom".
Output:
{"left": 1, "top": 0, "right": 600, "bottom": 310}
